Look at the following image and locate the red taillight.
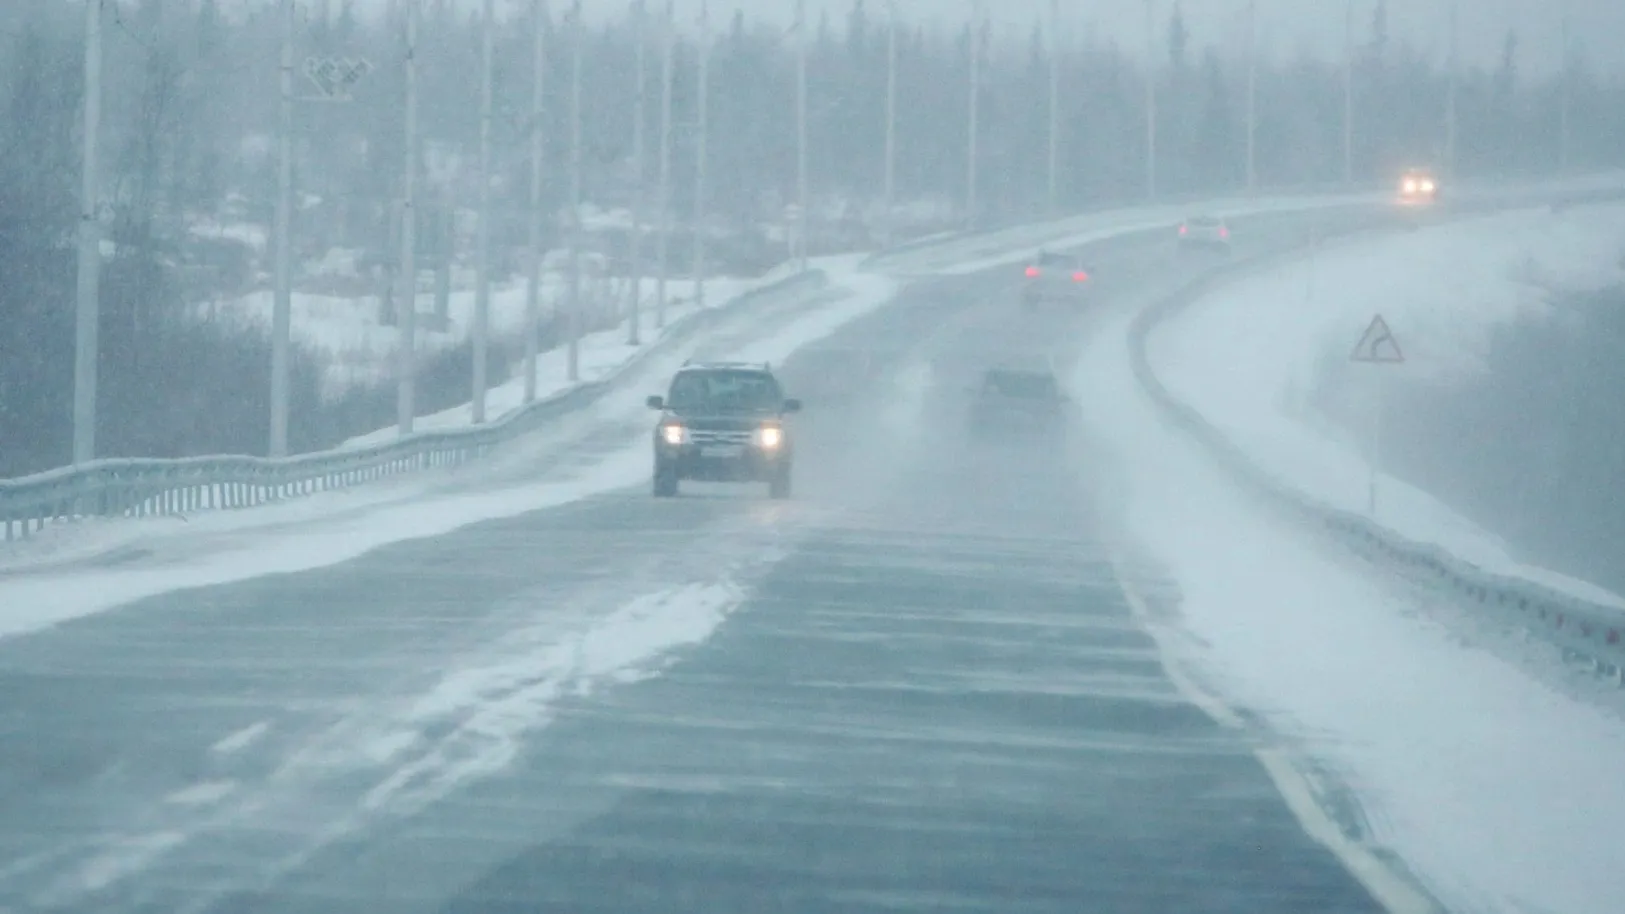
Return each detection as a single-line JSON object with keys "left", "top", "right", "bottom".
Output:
{"left": 1219, "top": 226, "right": 1230, "bottom": 238}
{"left": 1178, "top": 225, "right": 1188, "bottom": 235}
{"left": 1024, "top": 266, "right": 1040, "bottom": 277}
{"left": 1072, "top": 271, "right": 1088, "bottom": 282}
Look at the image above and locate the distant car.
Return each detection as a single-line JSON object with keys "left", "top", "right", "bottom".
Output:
{"left": 1398, "top": 167, "right": 1440, "bottom": 204}
{"left": 1178, "top": 215, "right": 1231, "bottom": 251}
{"left": 1021, "top": 250, "right": 1092, "bottom": 307}
{"left": 968, "top": 367, "right": 1069, "bottom": 442}
{"left": 646, "top": 361, "right": 801, "bottom": 498}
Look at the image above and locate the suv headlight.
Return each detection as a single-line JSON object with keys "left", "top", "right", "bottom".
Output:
{"left": 660, "top": 423, "right": 688, "bottom": 446}
{"left": 756, "top": 426, "right": 783, "bottom": 449}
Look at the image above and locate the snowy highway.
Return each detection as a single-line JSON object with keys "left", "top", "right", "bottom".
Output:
{"left": 2, "top": 215, "right": 1412, "bottom": 913}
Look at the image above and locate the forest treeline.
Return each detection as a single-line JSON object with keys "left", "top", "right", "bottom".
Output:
{"left": 3, "top": 0, "right": 1621, "bottom": 475}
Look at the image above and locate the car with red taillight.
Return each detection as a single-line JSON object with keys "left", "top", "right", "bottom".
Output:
{"left": 1021, "top": 250, "right": 1092, "bottom": 307}
{"left": 1177, "top": 215, "right": 1231, "bottom": 252}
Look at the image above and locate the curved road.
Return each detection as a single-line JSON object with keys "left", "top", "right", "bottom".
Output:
{"left": 0, "top": 216, "right": 1392, "bottom": 913}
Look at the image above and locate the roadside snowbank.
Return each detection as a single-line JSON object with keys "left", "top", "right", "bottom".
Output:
{"left": 0, "top": 267, "right": 898, "bottom": 635}
{"left": 1075, "top": 289, "right": 1625, "bottom": 914}
{"left": 214, "top": 273, "right": 759, "bottom": 396}
{"left": 1148, "top": 203, "right": 1625, "bottom": 608}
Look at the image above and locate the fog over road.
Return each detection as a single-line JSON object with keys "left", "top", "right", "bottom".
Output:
{"left": 0, "top": 218, "right": 1394, "bottom": 913}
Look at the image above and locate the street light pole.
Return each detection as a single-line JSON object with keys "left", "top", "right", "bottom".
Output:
{"left": 1144, "top": 0, "right": 1157, "bottom": 200}
{"left": 396, "top": 0, "right": 420, "bottom": 435}
{"left": 566, "top": 0, "right": 583, "bottom": 382}
{"left": 1444, "top": 0, "right": 1458, "bottom": 177}
{"left": 654, "top": 0, "right": 675, "bottom": 329}
{"left": 523, "top": 0, "right": 546, "bottom": 403}
{"left": 628, "top": 0, "right": 646, "bottom": 345}
{"left": 1558, "top": 6, "right": 1571, "bottom": 172}
{"left": 270, "top": 0, "right": 294, "bottom": 456}
{"left": 1245, "top": 0, "right": 1257, "bottom": 193}
{"left": 1343, "top": 0, "right": 1354, "bottom": 185}
{"left": 966, "top": 6, "right": 982, "bottom": 230}
{"left": 693, "top": 0, "right": 711, "bottom": 308}
{"left": 1047, "top": 0, "right": 1060, "bottom": 212}
{"left": 883, "top": 0, "right": 898, "bottom": 243}
{"left": 472, "top": 0, "right": 495, "bottom": 424}
{"left": 794, "top": 0, "right": 809, "bottom": 270}
{"left": 73, "top": 0, "right": 104, "bottom": 465}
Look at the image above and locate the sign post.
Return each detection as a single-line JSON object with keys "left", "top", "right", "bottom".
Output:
{"left": 1350, "top": 314, "right": 1405, "bottom": 517}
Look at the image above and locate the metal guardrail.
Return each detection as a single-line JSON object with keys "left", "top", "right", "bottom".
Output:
{"left": 1128, "top": 198, "right": 1625, "bottom": 681}
{"left": 0, "top": 269, "right": 830, "bottom": 542}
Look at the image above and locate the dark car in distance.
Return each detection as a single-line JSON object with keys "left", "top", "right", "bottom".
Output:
{"left": 969, "top": 367, "right": 1070, "bottom": 442}
{"left": 646, "top": 361, "right": 801, "bottom": 498}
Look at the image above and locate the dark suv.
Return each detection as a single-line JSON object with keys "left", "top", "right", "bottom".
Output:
{"left": 969, "top": 367, "right": 1069, "bottom": 442}
{"left": 645, "top": 362, "right": 802, "bottom": 498}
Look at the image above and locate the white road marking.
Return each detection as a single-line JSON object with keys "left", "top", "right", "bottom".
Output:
{"left": 1110, "top": 550, "right": 1440, "bottom": 914}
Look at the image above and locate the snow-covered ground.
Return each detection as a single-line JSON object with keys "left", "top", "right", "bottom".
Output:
{"left": 212, "top": 268, "right": 765, "bottom": 397}
{"left": 0, "top": 266, "right": 900, "bottom": 637}
{"left": 1076, "top": 271, "right": 1625, "bottom": 914}
{"left": 1090, "top": 205, "right": 1625, "bottom": 913}
{"left": 1149, "top": 204, "right": 1625, "bottom": 607}
{"left": 340, "top": 261, "right": 816, "bottom": 448}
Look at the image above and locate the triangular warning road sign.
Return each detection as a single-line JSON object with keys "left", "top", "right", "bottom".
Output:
{"left": 1351, "top": 314, "right": 1404, "bottom": 363}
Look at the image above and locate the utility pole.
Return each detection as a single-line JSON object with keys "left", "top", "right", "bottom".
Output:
{"left": 73, "top": 0, "right": 104, "bottom": 465}
{"left": 1444, "top": 0, "right": 1457, "bottom": 178}
{"left": 566, "top": 0, "right": 583, "bottom": 382}
{"left": 1144, "top": 0, "right": 1157, "bottom": 200}
{"left": 627, "top": 0, "right": 646, "bottom": 345}
{"left": 794, "top": 0, "right": 809, "bottom": 270}
{"left": 654, "top": 0, "right": 675, "bottom": 329}
{"left": 883, "top": 0, "right": 898, "bottom": 242}
{"left": 1343, "top": 0, "right": 1354, "bottom": 185}
{"left": 269, "top": 0, "right": 294, "bottom": 457}
{"left": 966, "top": 6, "right": 982, "bottom": 230}
{"left": 1245, "top": 0, "right": 1257, "bottom": 193}
{"left": 693, "top": 0, "right": 711, "bottom": 308}
{"left": 397, "top": 0, "right": 420, "bottom": 435}
{"left": 1558, "top": 6, "right": 1571, "bottom": 172}
{"left": 523, "top": 0, "right": 546, "bottom": 403}
{"left": 472, "top": 0, "right": 495, "bottom": 423}
{"left": 1047, "top": 0, "right": 1060, "bottom": 212}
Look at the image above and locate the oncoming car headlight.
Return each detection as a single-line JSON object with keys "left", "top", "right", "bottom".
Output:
{"left": 756, "top": 426, "right": 783, "bottom": 449}
{"left": 660, "top": 423, "right": 688, "bottom": 446}
{"left": 1420, "top": 179, "right": 1436, "bottom": 192}
{"left": 1402, "top": 178, "right": 1418, "bottom": 193}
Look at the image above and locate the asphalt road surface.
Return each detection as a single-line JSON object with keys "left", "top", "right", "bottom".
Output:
{"left": 0, "top": 216, "right": 1391, "bottom": 913}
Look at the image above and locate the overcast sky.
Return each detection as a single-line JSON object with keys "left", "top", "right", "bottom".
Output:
{"left": 319, "top": 0, "right": 1619, "bottom": 76}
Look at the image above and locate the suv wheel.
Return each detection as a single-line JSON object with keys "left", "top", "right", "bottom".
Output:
{"left": 653, "top": 464, "right": 679, "bottom": 497}
{"left": 768, "top": 464, "right": 792, "bottom": 500}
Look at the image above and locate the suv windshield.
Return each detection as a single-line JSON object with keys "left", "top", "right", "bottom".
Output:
{"left": 667, "top": 369, "right": 784, "bottom": 411}
{"left": 982, "top": 370, "right": 1059, "bottom": 399}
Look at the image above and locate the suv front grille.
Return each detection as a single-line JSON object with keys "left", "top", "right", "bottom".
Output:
{"left": 690, "top": 429, "right": 754, "bottom": 446}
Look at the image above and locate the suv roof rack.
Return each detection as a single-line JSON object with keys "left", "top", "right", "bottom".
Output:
{"left": 679, "top": 360, "right": 773, "bottom": 371}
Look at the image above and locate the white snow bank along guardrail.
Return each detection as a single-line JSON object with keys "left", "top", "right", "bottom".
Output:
{"left": 1128, "top": 207, "right": 1625, "bottom": 681}
{"left": 0, "top": 269, "right": 829, "bottom": 542}
{"left": 861, "top": 170, "right": 1625, "bottom": 276}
